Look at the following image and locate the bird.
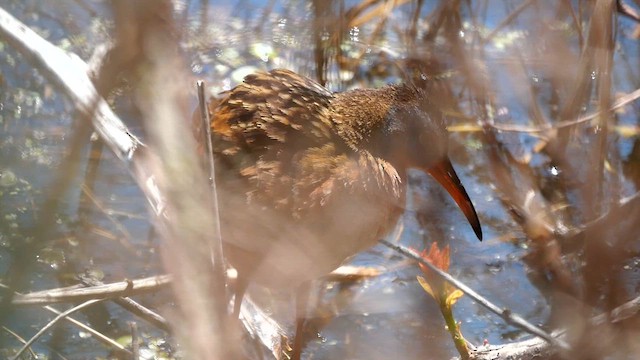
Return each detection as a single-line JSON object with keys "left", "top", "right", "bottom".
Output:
{"left": 203, "top": 68, "right": 482, "bottom": 358}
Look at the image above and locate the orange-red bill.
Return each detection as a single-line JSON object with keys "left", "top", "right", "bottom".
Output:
{"left": 427, "top": 159, "right": 482, "bottom": 241}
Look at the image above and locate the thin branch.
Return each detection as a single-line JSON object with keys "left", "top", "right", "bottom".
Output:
{"left": 197, "top": 80, "right": 228, "bottom": 320}
{"left": 1, "top": 326, "right": 39, "bottom": 358}
{"left": 43, "top": 305, "right": 131, "bottom": 355}
{"left": 490, "top": 86, "right": 640, "bottom": 133}
{"left": 379, "top": 239, "right": 571, "bottom": 352}
{"left": 79, "top": 276, "right": 170, "bottom": 331}
{"left": 11, "top": 299, "right": 106, "bottom": 360}
{"left": 8, "top": 275, "right": 171, "bottom": 305}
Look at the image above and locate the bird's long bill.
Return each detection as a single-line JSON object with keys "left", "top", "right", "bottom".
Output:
{"left": 427, "top": 159, "right": 483, "bottom": 241}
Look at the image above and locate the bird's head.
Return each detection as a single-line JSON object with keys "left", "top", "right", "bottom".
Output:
{"left": 334, "top": 85, "right": 482, "bottom": 241}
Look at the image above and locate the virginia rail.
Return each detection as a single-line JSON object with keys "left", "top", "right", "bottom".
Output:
{"left": 205, "top": 69, "right": 482, "bottom": 357}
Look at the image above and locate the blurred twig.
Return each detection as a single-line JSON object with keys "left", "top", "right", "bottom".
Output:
{"left": 482, "top": 0, "right": 537, "bottom": 46}
{"left": 128, "top": 0, "right": 234, "bottom": 352}
{"left": 617, "top": 0, "right": 640, "bottom": 22}
{"left": 197, "top": 80, "right": 228, "bottom": 322}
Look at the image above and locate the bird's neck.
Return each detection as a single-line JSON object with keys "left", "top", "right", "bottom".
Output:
{"left": 331, "top": 83, "right": 423, "bottom": 179}
{"left": 330, "top": 84, "right": 416, "bottom": 148}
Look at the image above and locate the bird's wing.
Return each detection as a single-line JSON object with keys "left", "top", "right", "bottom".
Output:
{"left": 211, "top": 69, "right": 337, "bottom": 150}
{"left": 210, "top": 69, "right": 357, "bottom": 212}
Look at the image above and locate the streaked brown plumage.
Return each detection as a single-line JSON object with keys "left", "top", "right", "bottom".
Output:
{"left": 207, "top": 68, "right": 481, "bottom": 292}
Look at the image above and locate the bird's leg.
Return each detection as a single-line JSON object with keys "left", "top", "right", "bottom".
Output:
{"left": 232, "top": 271, "right": 251, "bottom": 318}
{"left": 389, "top": 216, "right": 405, "bottom": 244}
{"left": 227, "top": 246, "right": 261, "bottom": 319}
{"left": 291, "top": 281, "right": 312, "bottom": 360}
